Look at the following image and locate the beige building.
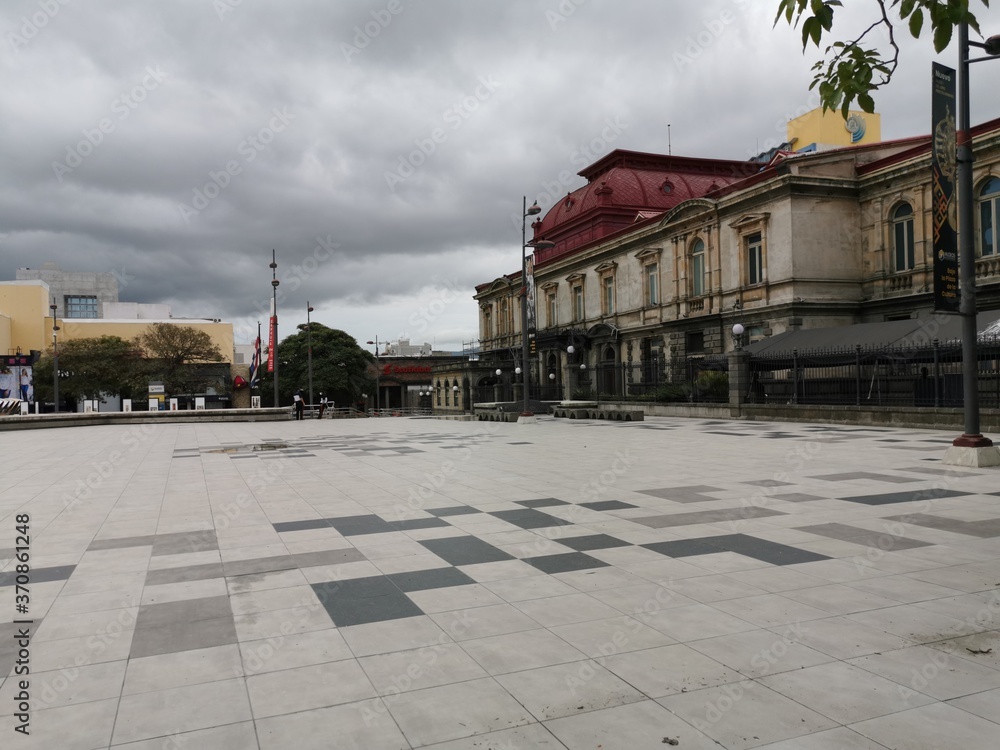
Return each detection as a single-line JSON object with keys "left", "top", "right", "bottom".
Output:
{"left": 474, "top": 117, "right": 1000, "bottom": 401}
{"left": 0, "top": 281, "right": 51, "bottom": 356}
{"left": 1, "top": 268, "right": 236, "bottom": 409}
{"left": 1, "top": 265, "right": 235, "bottom": 363}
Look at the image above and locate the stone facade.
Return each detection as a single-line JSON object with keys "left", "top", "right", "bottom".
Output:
{"left": 16, "top": 262, "right": 119, "bottom": 318}
{"left": 474, "top": 121, "right": 1000, "bottom": 400}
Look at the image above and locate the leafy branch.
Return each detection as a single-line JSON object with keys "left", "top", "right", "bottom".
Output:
{"left": 775, "top": 0, "right": 988, "bottom": 116}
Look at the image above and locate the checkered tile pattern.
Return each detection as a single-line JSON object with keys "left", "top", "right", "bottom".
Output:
{"left": 3, "top": 417, "right": 1000, "bottom": 750}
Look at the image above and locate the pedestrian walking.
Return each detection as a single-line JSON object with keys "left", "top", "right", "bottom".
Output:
{"left": 293, "top": 390, "right": 304, "bottom": 420}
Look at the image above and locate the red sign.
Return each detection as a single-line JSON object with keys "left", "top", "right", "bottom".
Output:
{"left": 267, "top": 315, "right": 276, "bottom": 372}
{"left": 382, "top": 364, "right": 432, "bottom": 375}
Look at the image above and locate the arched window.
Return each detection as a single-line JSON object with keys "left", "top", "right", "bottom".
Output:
{"left": 980, "top": 177, "right": 1000, "bottom": 257}
{"left": 892, "top": 203, "right": 915, "bottom": 271}
{"left": 690, "top": 239, "right": 705, "bottom": 296}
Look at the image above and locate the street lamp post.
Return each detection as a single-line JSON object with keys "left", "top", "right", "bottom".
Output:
{"left": 50, "top": 300, "right": 59, "bottom": 413}
{"left": 270, "top": 250, "right": 280, "bottom": 408}
{"left": 520, "top": 197, "right": 555, "bottom": 423}
{"left": 366, "top": 337, "right": 381, "bottom": 413}
{"left": 307, "top": 302, "right": 315, "bottom": 416}
{"left": 946, "top": 25, "right": 1000, "bottom": 466}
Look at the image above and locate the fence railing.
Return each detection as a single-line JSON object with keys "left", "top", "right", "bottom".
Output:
{"left": 470, "top": 355, "right": 731, "bottom": 406}
{"left": 460, "top": 337, "right": 1000, "bottom": 411}
{"left": 747, "top": 337, "right": 1000, "bottom": 408}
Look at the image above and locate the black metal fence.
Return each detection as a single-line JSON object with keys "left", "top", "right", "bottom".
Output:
{"left": 467, "top": 336, "right": 1000, "bottom": 410}
{"left": 470, "top": 356, "right": 731, "bottom": 405}
{"left": 585, "top": 356, "right": 730, "bottom": 404}
{"left": 747, "top": 337, "right": 1000, "bottom": 408}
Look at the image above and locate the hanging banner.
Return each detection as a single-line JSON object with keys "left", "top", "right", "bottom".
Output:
{"left": 931, "top": 62, "right": 959, "bottom": 313}
{"left": 525, "top": 253, "right": 536, "bottom": 338}
{"left": 267, "top": 314, "right": 276, "bottom": 373}
{"left": 249, "top": 323, "right": 262, "bottom": 388}
{"left": 0, "top": 365, "right": 32, "bottom": 402}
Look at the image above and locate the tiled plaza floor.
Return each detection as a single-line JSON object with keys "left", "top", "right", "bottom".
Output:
{"left": 2, "top": 415, "right": 1000, "bottom": 749}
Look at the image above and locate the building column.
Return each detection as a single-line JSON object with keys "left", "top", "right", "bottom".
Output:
{"left": 728, "top": 349, "right": 750, "bottom": 406}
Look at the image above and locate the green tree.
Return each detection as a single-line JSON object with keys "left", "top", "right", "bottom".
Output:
{"left": 260, "top": 323, "right": 374, "bottom": 407}
{"left": 134, "top": 324, "right": 226, "bottom": 396}
{"left": 33, "top": 336, "right": 147, "bottom": 403}
{"left": 775, "top": 0, "right": 990, "bottom": 116}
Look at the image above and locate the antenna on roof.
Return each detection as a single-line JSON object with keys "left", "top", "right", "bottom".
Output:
{"left": 667, "top": 123, "right": 671, "bottom": 155}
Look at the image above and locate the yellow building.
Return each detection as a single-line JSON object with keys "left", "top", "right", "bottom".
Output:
{"left": 1, "top": 279, "right": 234, "bottom": 363}
{"left": 0, "top": 281, "right": 51, "bottom": 355}
{"left": 787, "top": 106, "right": 882, "bottom": 151}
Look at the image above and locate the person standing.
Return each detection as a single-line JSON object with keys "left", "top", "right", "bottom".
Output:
{"left": 293, "top": 390, "right": 304, "bottom": 420}
{"left": 318, "top": 393, "right": 327, "bottom": 419}
{"left": 20, "top": 369, "right": 31, "bottom": 401}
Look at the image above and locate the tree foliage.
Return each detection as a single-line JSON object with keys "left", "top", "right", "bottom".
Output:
{"left": 775, "top": 0, "right": 990, "bottom": 116}
{"left": 134, "top": 323, "right": 226, "bottom": 395}
{"left": 34, "top": 336, "right": 146, "bottom": 402}
{"left": 257, "top": 323, "right": 375, "bottom": 407}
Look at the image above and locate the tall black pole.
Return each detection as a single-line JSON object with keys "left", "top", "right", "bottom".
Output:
{"left": 954, "top": 23, "right": 992, "bottom": 449}
{"left": 521, "top": 196, "right": 531, "bottom": 416}
{"left": 50, "top": 300, "right": 59, "bottom": 413}
{"left": 367, "top": 337, "right": 380, "bottom": 413}
{"left": 307, "top": 302, "right": 314, "bottom": 414}
{"left": 270, "top": 250, "right": 280, "bottom": 408}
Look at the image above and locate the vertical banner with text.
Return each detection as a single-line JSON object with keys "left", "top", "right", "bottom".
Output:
{"left": 931, "top": 62, "right": 960, "bottom": 313}
{"left": 267, "top": 307, "right": 276, "bottom": 374}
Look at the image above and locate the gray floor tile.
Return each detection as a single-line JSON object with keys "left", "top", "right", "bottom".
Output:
{"left": 129, "top": 615, "right": 239, "bottom": 658}
{"left": 419, "top": 535, "right": 515, "bottom": 565}
{"left": 312, "top": 576, "right": 424, "bottom": 626}
{"left": 385, "top": 677, "right": 534, "bottom": 746}
{"left": 144, "top": 562, "right": 225, "bottom": 586}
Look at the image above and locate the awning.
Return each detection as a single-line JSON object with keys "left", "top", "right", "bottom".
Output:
{"left": 745, "top": 310, "right": 1000, "bottom": 358}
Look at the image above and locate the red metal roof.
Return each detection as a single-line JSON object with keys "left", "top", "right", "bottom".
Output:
{"left": 530, "top": 150, "right": 749, "bottom": 267}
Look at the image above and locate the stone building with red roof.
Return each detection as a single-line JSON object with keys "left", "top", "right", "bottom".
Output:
{"left": 463, "top": 120, "right": 1000, "bottom": 406}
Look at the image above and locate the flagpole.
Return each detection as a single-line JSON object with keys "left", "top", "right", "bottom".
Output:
{"left": 270, "top": 250, "right": 279, "bottom": 408}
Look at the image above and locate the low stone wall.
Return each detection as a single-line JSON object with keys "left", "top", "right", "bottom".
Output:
{"left": 0, "top": 408, "right": 291, "bottom": 431}
{"left": 475, "top": 411, "right": 520, "bottom": 422}
{"left": 630, "top": 402, "right": 1000, "bottom": 433}
{"left": 551, "top": 406, "right": 644, "bottom": 421}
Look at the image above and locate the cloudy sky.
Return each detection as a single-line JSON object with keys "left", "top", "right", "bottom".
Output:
{"left": 3, "top": 0, "right": 999, "bottom": 351}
